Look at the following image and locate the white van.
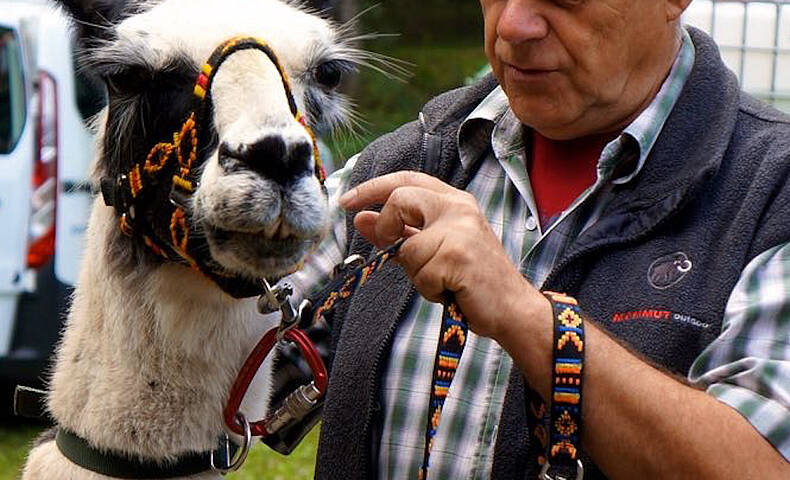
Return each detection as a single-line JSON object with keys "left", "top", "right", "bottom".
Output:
{"left": 0, "top": 0, "right": 101, "bottom": 401}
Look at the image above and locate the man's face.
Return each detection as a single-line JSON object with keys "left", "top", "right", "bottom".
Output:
{"left": 481, "top": 0, "right": 685, "bottom": 139}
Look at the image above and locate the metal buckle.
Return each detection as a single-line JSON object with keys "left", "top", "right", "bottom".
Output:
{"left": 210, "top": 412, "right": 252, "bottom": 474}
{"left": 257, "top": 279, "right": 313, "bottom": 340}
{"left": 257, "top": 279, "right": 293, "bottom": 315}
{"left": 539, "top": 459, "right": 584, "bottom": 480}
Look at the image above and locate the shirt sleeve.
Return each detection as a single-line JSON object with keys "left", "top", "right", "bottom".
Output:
{"left": 688, "top": 242, "right": 790, "bottom": 462}
{"left": 285, "top": 154, "right": 359, "bottom": 301}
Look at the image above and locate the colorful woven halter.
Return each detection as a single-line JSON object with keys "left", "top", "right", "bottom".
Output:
{"left": 101, "top": 36, "right": 325, "bottom": 298}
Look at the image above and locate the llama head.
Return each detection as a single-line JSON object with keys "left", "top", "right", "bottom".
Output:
{"left": 57, "top": 0, "right": 363, "bottom": 295}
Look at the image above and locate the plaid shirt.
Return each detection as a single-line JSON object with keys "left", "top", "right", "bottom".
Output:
{"left": 289, "top": 29, "right": 790, "bottom": 477}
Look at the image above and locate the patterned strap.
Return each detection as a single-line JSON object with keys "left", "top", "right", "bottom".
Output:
{"left": 304, "top": 240, "right": 467, "bottom": 480}
{"left": 308, "top": 240, "right": 403, "bottom": 325}
{"left": 541, "top": 291, "right": 585, "bottom": 480}
{"left": 418, "top": 299, "right": 468, "bottom": 480}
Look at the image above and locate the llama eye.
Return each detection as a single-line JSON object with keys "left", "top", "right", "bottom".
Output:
{"left": 314, "top": 61, "right": 344, "bottom": 90}
{"left": 104, "top": 68, "right": 149, "bottom": 94}
{"left": 104, "top": 75, "right": 126, "bottom": 94}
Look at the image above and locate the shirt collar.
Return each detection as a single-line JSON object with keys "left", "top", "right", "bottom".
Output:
{"left": 612, "top": 27, "right": 695, "bottom": 184}
{"left": 458, "top": 27, "right": 695, "bottom": 185}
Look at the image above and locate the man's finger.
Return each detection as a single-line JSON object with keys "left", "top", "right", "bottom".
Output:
{"left": 373, "top": 186, "right": 444, "bottom": 246}
{"left": 354, "top": 211, "right": 420, "bottom": 248}
{"left": 339, "top": 171, "right": 456, "bottom": 210}
{"left": 392, "top": 229, "right": 457, "bottom": 304}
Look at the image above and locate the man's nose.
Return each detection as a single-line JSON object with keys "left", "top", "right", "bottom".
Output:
{"left": 221, "top": 135, "right": 313, "bottom": 185}
{"left": 497, "top": 0, "right": 549, "bottom": 43}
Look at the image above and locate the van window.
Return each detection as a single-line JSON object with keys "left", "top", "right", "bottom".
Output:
{"left": 0, "top": 27, "right": 26, "bottom": 153}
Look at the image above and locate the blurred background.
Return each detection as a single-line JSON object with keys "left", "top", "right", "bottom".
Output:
{"left": 323, "top": 0, "right": 487, "bottom": 166}
{"left": 1, "top": 0, "right": 790, "bottom": 478}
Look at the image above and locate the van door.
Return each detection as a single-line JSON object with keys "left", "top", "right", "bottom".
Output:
{"left": 0, "top": 25, "right": 35, "bottom": 354}
{"left": 35, "top": 13, "right": 101, "bottom": 286}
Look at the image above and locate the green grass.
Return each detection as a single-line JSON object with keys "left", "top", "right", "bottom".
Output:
{"left": 0, "top": 424, "right": 319, "bottom": 479}
{"left": 227, "top": 427, "right": 319, "bottom": 480}
{"left": 0, "top": 425, "right": 41, "bottom": 480}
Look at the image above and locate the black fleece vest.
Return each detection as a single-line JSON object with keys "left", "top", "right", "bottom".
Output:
{"left": 314, "top": 28, "right": 790, "bottom": 479}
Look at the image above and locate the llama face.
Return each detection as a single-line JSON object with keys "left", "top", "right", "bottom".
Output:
{"left": 69, "top": 0, "right": 357, "bottom": 281}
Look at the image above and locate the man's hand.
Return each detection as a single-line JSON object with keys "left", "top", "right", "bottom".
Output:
{"left": 339, "top": 171, "right": 548, "bottom": 341}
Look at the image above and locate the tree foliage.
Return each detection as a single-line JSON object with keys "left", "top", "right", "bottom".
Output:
{"left": 358, "top": 0, "right": 484, "bottom": 45}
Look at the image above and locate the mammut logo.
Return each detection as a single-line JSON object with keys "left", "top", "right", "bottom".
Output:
{"left": 612, "top": 309, "right": 671, "bottom": 323}
{"left": 611, "top": 309, "right": 711, "bottom": 330}
{"left": 648, "top": 252, "right": 692, "bottom": 290}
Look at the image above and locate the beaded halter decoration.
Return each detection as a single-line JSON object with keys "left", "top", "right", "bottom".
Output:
{"left": 101, "top": 36, "right": 326, "bottom": 298}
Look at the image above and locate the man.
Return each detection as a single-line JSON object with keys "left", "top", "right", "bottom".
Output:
{"left": 282, "top": 0, "right": 790, "bottom": 478}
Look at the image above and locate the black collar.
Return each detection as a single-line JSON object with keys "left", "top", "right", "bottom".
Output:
{"left": 55, "top": 429, "right": 238, "bottom": 479}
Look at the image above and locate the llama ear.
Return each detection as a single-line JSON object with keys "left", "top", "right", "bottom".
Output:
{"left": 52, "top": 0, "right": 128, "bottom": 42}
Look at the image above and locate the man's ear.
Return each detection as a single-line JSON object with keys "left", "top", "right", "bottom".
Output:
{"left": 52, "top": 0, "right": 128, "bottom": 43}
{"left": 666, "top": 0, "right": 693, "bottom": 22}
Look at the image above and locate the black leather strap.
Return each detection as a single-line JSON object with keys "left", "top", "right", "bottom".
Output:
{"left": 55, "top": 429, "right": 236, "bottom": 479}
{"left": 14, "top": 385, "right": 50, "bottom": 421}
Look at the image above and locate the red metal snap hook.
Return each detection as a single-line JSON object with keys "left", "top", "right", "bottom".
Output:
{"left": 224, "top": 326, "right": 328, "bottom": 437}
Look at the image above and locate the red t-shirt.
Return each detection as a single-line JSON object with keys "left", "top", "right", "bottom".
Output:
{"left": 529, "top": 130, "right": 618, "bottom": 228}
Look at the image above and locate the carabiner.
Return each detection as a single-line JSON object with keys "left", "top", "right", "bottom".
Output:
{"left": 223, "top": 326, "right": 328, "bottom": 438}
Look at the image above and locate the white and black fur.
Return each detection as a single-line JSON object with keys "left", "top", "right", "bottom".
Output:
{"left": 21, "top": 0, "right": 383, "bottom": 478}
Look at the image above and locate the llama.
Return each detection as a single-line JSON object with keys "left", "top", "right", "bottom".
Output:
{"left": 22, "top": 0, "right": 375, "bottom": 477}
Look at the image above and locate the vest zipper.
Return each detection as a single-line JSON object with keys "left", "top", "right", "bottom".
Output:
{"left": 355, "top": 109, "right": 476, "bottom": 477}
{"left": 419, "top": 112, "right": 430, "bottom": 171}
{"left": 362, "top": 288, "right": 417, "bottom": 478}
{"left": 360, "top": 111, "right": 432, "bottom": 477}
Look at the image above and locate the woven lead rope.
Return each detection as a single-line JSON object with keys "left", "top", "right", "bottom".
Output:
{"left": 310, "top": 240, "right": 404, "bottom": 324}
{"left": 418, "top": 298, "right": 468, "bottom": 480}
{"left": 310, "top": 239, "right": 467, "bottom": 480}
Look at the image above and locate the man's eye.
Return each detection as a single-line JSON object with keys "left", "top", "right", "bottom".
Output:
{"left": 555, "top": 0, "right": 585, "bottom": 7}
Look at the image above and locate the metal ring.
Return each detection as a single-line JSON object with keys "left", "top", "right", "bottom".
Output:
{"left": 210, "top": 412, "right": 252, "bottom": 474}
{"left": 333, "top": 254, "right": 364, "bottom": 279}
{"left": 539, "top": 458, "right": 584, "bottom": 480}
{"left": 678, "top": 259, "right": 692, "bottom": 273}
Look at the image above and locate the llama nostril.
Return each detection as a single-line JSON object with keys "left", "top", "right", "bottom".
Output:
{"left": 251, "top": 136, "right": 287, "bottom": 166}
{"left": 289, "top": 141, "right": 312, "bottom": 167}
{"left": 223, "top": 136, "right": 312, "bottom": 185}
